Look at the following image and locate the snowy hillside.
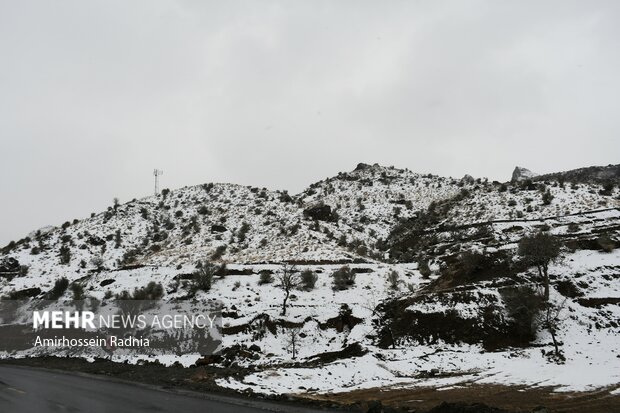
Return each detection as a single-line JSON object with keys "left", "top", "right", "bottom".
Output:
{"left": 441, "top": 179, "right": 619, "bottom": 225}
{"left": 0, "top": 164, "right": 471, "bottom": 286}
{"left": 1, "top": 163, "right": 619, "bottom": 407}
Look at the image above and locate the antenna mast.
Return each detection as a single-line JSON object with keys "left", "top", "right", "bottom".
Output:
{"left": 153, "top": 169, "right": 163, "bottom": 196}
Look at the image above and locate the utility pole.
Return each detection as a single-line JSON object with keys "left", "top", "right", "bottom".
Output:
{"left": 153, "top": 169, "right": 163, "bottom": 196}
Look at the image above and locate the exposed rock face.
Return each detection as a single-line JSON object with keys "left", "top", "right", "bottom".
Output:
{"left": 303, "top": 204, "right": 336, "bottom": 221}
{"left": 353, "top": 162, "right": 381, "bottom": 172}
{"left": 0, "top": 257, "right": 20, "bottom": 274}
{"left": 461, "top": 174, "right": 475, "bottom": 184}
{"left": 7, "top": 287, "right": 41, "bottom": 299}
{"left": 88, "top": 235, "right": 106, "bottom": 246}
{"left": 354, "top": 163, "right": 372, "bottom": 171}
{"left": 511, "top": 166, "right": 538, "bottom": 182}
{"left": 307, "top": 342, "right": 367, "bottom": 364}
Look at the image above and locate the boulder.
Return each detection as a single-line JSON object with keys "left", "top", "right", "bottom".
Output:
{"left": 210, "top": 224, "right": 227, "bottom": 233}
{"left": 511, "top": 166, "right": 538, "bottom": 182}
{"left": 194, "top": 354, "right": 223, "bottom": 366}
{"left": 307, "top": 342, "right": 367, "bottom": 363}
{"left": 8, "top": 287, "right": 41, "bottom": 299}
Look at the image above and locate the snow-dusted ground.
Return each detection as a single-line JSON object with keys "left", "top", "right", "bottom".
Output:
{"left": 1, "top": 164, "right": 619, "bottom": 398}
{"left": 3, "top": 249, "right": 618, "bottom": 396}
{"left": 216, "top": 249, "right": 620, "bottom": 395}
{"left": 444, "top": 181, "right": 619, "bottom": 225}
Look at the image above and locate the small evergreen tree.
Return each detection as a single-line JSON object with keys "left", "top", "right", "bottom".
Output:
{"left": 59, "top": 245, "right": 71, "bottom": 265}
{"left": 518, "top": 232, "right": 561, "bottom": 301}
{"left": 70, "top": 283, "right": 84, "bottom": 300}
{"left": 387, "top": 270, "right": 400, "bottom": 290}
{"left": 237, "top": 222, "right": 251, "bottom": 243}
{"left": 132, "top": 282, "right": 164, "bottom": 300}
{"left": 114, "top": 229, "right": 121, "bottom": 248}
{"left": 331, "top": 266, "right": 356, "bottom": 290}
{"left": 258, "top": 271, "right": 274, "bottom": 285}
{"left": 417, "top": 258, "right": 432, "bottom": 278}
{"left": 300, "top": 269, "right": 318, "bottom": 291}
{"left": 48, "top": 277, "right": 69, "bottom": 300}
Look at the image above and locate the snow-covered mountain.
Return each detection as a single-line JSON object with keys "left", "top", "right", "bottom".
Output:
{"left": 1, "top": 163, "right": 619, "bottom": 405}
{"left": 0, "top": 164, "right": 472, "bottom": 278}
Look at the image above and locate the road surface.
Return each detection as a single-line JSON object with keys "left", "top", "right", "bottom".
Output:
{"left": 0, "top": 365, "right": 331, "bottom": 413}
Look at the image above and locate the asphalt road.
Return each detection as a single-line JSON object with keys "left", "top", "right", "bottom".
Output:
{"left": 0, "top": 365, "right": 332, "bottom": 413}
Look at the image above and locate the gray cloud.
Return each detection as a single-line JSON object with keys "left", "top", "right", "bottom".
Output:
{"left": 1, "top": 0, "right": 619, "bottom": 244}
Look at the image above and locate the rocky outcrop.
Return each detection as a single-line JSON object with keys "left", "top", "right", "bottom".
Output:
{"left": 511, "top": 166, "right": 538, "bottom": 182}
{"left": 0, "top": 258, "right": 23, "bottom": 281}
{"left": 7, "top": 287, "right": 41, "bottom": 299}
{"left": 303, "top": 204, "right": 336, "bottom": 221}
{"left": 307, "top": 342, "right": 367, "bottom": 364}
{"left": 0, "top": 257, "right": 20, "bottom": 275}
{"left": 354, "top": 163, "right": 372, "bottom": 171}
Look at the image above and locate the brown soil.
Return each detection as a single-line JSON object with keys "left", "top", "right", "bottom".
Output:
{"left": 307, "top": 382, "right": 620, "bottom": 413}
{"left": 3, "top": 357, "right": 619, "bottom": 412}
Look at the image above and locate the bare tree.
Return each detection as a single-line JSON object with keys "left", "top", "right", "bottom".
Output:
{"left": 518, "top": 232, "right": 561, "bottom": 301}
{"left": 278, "top": 263, "right": 299, "bottom": 316}
{"left": 540, "top": 299, "right": 566, "bottom": 359}
{"left": 360, "top": 289, "right": 379, "bottom": 317}
{"left": 285, "top": 326, "right": 302, "bottom": 359}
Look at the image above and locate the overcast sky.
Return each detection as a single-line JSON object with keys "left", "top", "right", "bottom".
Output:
{"left": 1, "top": 0, "right": 619, "bottom": 245}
